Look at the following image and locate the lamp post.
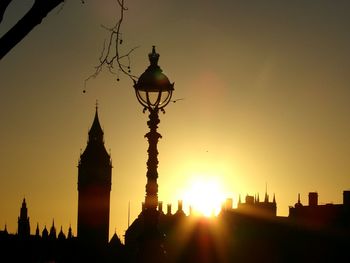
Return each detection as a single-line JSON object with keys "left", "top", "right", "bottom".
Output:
{"left": 133, "top": 46, "right": 174, "bottom": 262}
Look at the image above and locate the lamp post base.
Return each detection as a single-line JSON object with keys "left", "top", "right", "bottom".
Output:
{"left": 137, "top": 209, "right": 166, "bottom": 263}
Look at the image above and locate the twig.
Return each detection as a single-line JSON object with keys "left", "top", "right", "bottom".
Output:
{"left": 84, "top": 0, "right": 138, "bottom": 92}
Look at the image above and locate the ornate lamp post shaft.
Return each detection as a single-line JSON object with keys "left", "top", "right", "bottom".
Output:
{"left": 145, "top": 109, "right": 162, "bottom": 210}
{"left": 133, "top": 46, "right": 174, "bottom": 263}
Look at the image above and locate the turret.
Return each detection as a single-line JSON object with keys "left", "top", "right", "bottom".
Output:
{"left": 58, "top": 226, "right": 66, "bottom": 240}
{"left": 67, "top": 225, "right": 73, "bottom": 239}
{"left": 18, "top": 198, "right": 30, "bottom": 237}
{"left": 35, "top": 223, "right": 40, "bottom": 237}
{"left": 42, "top": 226, "right": 48, "bottom": 239}
{"left": 49, "top": 220, "right": 56, "bottom": 239}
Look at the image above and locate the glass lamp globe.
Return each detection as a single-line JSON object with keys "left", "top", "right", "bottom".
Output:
{"left": 134, "top": 46, "right": 174, "bottom": 110}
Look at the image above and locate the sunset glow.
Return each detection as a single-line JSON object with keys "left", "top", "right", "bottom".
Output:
{"left": 183, "top": 176, "right": 225, "bottom": 217}
{"left": 1, "top": 0, "right": 350, "bottom": 242}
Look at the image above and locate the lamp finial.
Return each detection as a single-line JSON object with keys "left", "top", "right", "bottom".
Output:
{"left": 149, "top": 46, "right": 159, "bottom": 66}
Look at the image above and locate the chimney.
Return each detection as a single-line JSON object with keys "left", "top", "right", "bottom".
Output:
{"left": 343, "top": 191, "right": 350, "bottom": 206}
{"left": 158, "top": 201, "right": 163, "bottom": 213}
{"left": 225, "top": 198, "right": 233, "bottom": 210}
{"left": 167, "top": 204, "right": 172, "bottom": 215}
{"left": 308, "top": 192, "right": 318, "bottom": 206}
{"left": 178, "top": 200, "right": 183, "bottom": 211}
{"left": 246, "top": 195, "right": 254, "bottom": 204}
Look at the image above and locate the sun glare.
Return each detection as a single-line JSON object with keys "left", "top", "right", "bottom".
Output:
{"left": 183, "top": 176, "right": 225, "bottom": 217}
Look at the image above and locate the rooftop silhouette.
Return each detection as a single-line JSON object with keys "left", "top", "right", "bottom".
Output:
{"left": 0, "top": 109, "right": 349, "bottom": 262}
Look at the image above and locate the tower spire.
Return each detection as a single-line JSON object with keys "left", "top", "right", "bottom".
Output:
{"left": 264, "top": 183, "right": 269, "bottom": 202}
{"left": 49, "top": 219, "right": 56, "bottom": 239}
{"left": 88, "top": 105, "right": 104, "bottom": 143}
{"left": 35, "top": 223, "right": 40, "bottom": 236}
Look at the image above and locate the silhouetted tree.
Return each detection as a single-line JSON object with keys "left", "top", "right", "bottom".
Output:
{"left": 0, "top": 0, "right": 64, "bottom": 59}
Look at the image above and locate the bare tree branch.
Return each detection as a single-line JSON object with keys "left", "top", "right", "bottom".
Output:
{"left": 0, "top": 0, "right": 64, "bottom": 60}
{"left": 0, "top": 0, "right": 12, "bottom": 24}
{"left": 84, "top": 0, "right": 138, "bottom": 92}
{"left": 0, "top": 0, "right": 137, "bottom": 91}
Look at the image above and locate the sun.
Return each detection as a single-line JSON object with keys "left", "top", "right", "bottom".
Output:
{"left": 183, "top": 176, "right": 225, "bottom": 217}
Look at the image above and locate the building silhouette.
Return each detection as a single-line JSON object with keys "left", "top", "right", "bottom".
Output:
{"left": 0, "top": 108, "right": 350, "bottom": 262}
{"left": 235, "top": 191, "right": 276, "bottom": 218}
{"left": 77, "top": 106, "right": 112, "bottom": 248}
{"left": 124, "top": 190, "right": 350, "bottom": 262}
{"left": 289, "top": 191, "right": 350, "bottom": 229}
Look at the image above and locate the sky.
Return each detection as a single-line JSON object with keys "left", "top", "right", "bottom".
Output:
{"left": 1, "top": 0, "right": 350, "bottom": 240}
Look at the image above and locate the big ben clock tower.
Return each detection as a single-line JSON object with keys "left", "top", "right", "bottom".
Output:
{"left": 77, "top": 106, "right": 112, "bottom": 247}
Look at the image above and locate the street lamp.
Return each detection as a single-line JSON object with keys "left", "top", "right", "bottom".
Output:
{"left": 133, "top": 46, "right": 174, "bottom": 262}
{"left": 135, "top": 46, "right": 174, "bottom": 111}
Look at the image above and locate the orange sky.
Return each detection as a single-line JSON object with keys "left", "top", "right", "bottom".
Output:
{"left": 1, "top": 0, "right": 350, "bottom": 240}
